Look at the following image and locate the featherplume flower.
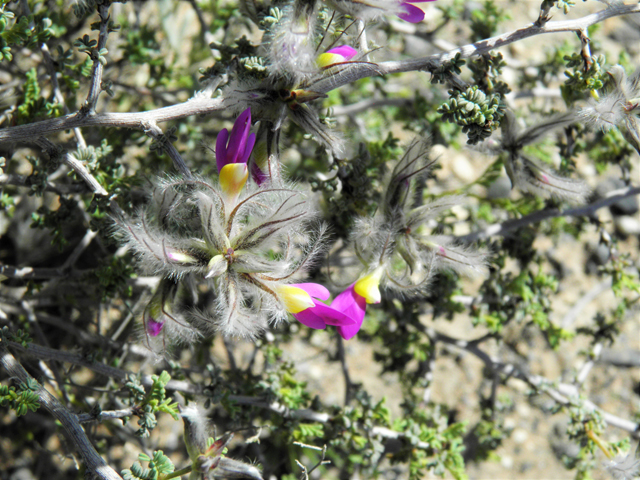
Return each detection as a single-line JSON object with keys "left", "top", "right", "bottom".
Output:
{"left": 115, "top": 111, "right": 356, "bottom": 344}
{"left": 505, "top": 154, "right": 591, "bottom": 204}
{"left": 330, "top": 141, "right": 488, "bottom": 339}
{"left": 497, "top": 111, "right": 591, "bottom": 203}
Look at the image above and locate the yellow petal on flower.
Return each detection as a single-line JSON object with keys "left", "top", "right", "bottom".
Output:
{"left": 354, "top": 268, "right": 383, "bottom": 304}
{"left": 220, "top": 163, "right": 248, "bottom": 199}
{"left": 316, "top": 53, "right": 345, "bottom": 68}
{"left": 277, "top": 285, "right": 315, "bottom": 314}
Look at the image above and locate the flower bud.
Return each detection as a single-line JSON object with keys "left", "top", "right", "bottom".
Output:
{"left": 206, "top": 254, "right": 227, "bottom": 279}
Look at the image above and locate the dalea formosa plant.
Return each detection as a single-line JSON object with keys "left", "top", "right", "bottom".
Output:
{"left": 0, "top": 1, "right": 640, "bottom": 480}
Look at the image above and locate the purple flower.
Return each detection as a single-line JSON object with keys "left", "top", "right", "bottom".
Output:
{"left": 331, "top": 284, "right": 367, "bottom": 340}
{"left": 215, "top": 108, "right": 256, "bottom": 173}
{"left": 398, "top": 0, "right": 436, "bottom": 23}
{"left": 279, "top": 283, "right": 356, "bottom": 331}
{"left": 146, "top": 317, "right": 164, "bottom": 337}
{"left": 317, "top": 45, "right": 358, "bottom": 68}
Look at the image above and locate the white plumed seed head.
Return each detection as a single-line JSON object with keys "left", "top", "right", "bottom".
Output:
{"left": 507, "top": 155, "right": 591, "bottom": 204}
{"left": 115, "top": 175, "right": 328, "bottom": 341}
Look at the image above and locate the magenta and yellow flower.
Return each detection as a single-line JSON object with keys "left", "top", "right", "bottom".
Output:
{"left": 278, "top": 283, "right": 356, "bottom": 331}
{"left": 216, "top": 108, "right": 256, "bottom": 201}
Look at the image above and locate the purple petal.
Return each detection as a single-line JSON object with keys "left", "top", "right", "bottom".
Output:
{"left": 331, "top": 285, "right": 367, "bottom": 340}
{"left": 409, "top": 0, "right": 437, "bottom": 3}
{"left": 216, "top": 128, "right": 229, "bottom": 172}
{"left": 310, "top": 301, "right": 356, "bottom": 326}
{"left": 397, "top": 3, "right": 425, "bottom": 22}
{"left": 288, "top": 283, "right": 330, "bottom": 301}
{"left": 147, "top": 318, "right": 164, "bottom": 337}
{"left": 293, "top": 309, "right": 327, "bottom": 330}
{"left": 227, "top": 108, "right": 252, "bottom": 164}
{"left": 240, "top": 132, "right": 256, "bottom": 165}
{"left": 326, "top": 45, "right": 358, "bottom": 61}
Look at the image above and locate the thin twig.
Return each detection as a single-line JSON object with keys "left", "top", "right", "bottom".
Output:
{"left": 426, "top": 327, "right": 640, "bottom": 438}
{"left": 1, "top": 5, "right": 637, "bottom": 147}
{"left": 459, "top": 186, "right": 640, "bottom": 243}
{"left": 336, "top": 335, "right": 354, "bottom": 405}
{"left": 0, "top": 338, "right": 123, "bottom": 480}
{"left": 83, "top": 5, "right": 111, "bottom": 113}
{"left": 0, "top": 173, "right": 88, "bottom": 194}
{"left": 142, "top": 121, "right": 194, "bottom": 180}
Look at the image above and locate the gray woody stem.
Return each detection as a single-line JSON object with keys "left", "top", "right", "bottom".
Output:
{"left": 83, "top": 4, "right": 111, "bottom": 113}
{"left": 1, "top": 5, "right": 638, "bottom": 146}
{"left": 0, "top": 97, "right": 225, "bottom": 145}
{"left": 0, "top": 338, "right": 123, "bottom": 480}
{"left": 459, "top": 186, "right": 640, "bottom": 243}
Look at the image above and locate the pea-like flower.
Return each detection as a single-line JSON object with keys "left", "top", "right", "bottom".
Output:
{"left": 330, "top": 142, "right": 489, "bottom": 339}
{"left": 278, "top": 283, "right": 355, "bottom": 330}
{"left": 317, "top": 45, "right": 358, "bottom": 69}
{"left": 117, "top": 109, "right": 352, "bottom": 344}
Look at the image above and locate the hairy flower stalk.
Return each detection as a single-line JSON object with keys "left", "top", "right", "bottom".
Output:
{"left": 497, "top": 111, "right": 591, "bottom": 203}
{"left": 505, "top": 153, "right": 591, "bottom": 203}
{"left": 117, "top": 110, "right": 354, "bottom": 347}
{"left": 265, "top": 0, "right": 319, "bottom": 83}
{"left": 331, "top": 141, "right": 488, "bottom": 338}
{"left": 181, "top": 405, "right": 262, "bottom": 480}
{"left": 324, "top": 0, "right": 436, "bottom": 22}
{"left": 579, "top": 65, "right": 640, "bottom": 155}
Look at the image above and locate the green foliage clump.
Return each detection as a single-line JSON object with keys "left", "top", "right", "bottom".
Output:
{"left": 0, "top": 377, "right": 40, "bottom": 417}
{"left": 122, "top": 372, "right": 180, "bottom": 438}
{"left": 122, "top": 451, "right": 174, "bottom": 480}
{"left": 438, "top": 86, "right": 505, "bottom": 144}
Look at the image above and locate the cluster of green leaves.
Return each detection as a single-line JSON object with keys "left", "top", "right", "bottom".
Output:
{"left": 122, "top": 451, "right": 175, "bottom": 480}
{"left": 392, "top": 404, "right": 467, "bottom": 480}
{"left": 430, "top": 53, "right": 465, "bottom": 86}
{"left": 1, "top": 326, "right": 33, "bottom": 347}
{"left": 255, "top": 346, "right": 313, "bottom": 410}
{"left": 323, "top": 391, "right": 391, "bottom": 476}
{"left": 122, "top": 372, "right": 180, "bottom": 437}
{"left": 0, "top": 1, "right": 54, "bottom": 62}
{"left": 576, "top": 251, "right": 640, "bottom": 346}
{"left": 562, "top": 53, "right": 607, "bottom": 104}
{"left": 0, "top": 377, "right": 40, "bottom": 417}
{"left": 540, "top": 0, "right": 580, "bottom": 16}
{"left": 74, "top": 33, "right": 108, "bottom": 66}
{"left": 469, "top": 0, "right": 510, "bottom": 42}
{"left": 438, "top": 86, "right": 505, "bottom": 145}
{"left": 92, "top": 255, "right": 135, "bottom": 301}
{"left": 15, "top": 68, "right": 63, "bottom": 125}
{"left": 468, "top": 52, "right": 511, "bottom": 96}
{"left": 30, "top": 196, "right": 79, "bottom": 249}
